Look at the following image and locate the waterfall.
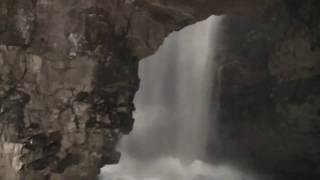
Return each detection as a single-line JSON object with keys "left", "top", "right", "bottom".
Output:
{"left": 100, "top": 16, "right": 257, "bottom": 180}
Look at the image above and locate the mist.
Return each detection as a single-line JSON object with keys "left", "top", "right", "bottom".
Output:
{"left": 100, "top": 16, "right": 259, "bottom": 180}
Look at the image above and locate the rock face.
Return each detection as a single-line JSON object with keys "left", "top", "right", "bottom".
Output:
{"left": 212, "top": 1, "right": 320, "bottom": 180}
{"left": 0, "top": 0, "right": 319, "bottom": 180}
{"left": 0, "top": 0, "right": 273, "bottom": 179}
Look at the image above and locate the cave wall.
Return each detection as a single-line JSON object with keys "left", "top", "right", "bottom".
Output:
{"left": 213, "top": 1, "right": 320, "bottom": 179}
{"left": 0, "top": 0, "right": 273, "bottom": 179}
{"left": 1, "top": 0, "right": 319, "bottom": 179}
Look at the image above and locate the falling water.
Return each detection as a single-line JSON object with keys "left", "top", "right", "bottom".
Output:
{"left": 100, "top": 16, "right": 257, "bottom": 180}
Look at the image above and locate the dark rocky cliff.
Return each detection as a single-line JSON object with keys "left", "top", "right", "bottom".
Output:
{"left": 212, "top": 1, "right": 320, "bottom": 180}
{"left": 0, "top": 0, "right": 271, "bottom": 179}
{"left": 0, "top": 0, "right": 319, "bottom": 180}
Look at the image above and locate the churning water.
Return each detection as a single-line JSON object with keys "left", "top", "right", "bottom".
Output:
{"left": 100, "top": 16, "right": 257, "bottom": 180}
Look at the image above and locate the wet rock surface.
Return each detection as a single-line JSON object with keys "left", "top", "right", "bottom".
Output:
{"left": 212, "top": 1, "right": 320, "bottom": 180}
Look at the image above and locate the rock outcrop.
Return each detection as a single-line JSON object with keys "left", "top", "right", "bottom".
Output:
{"left": 0, "top": 0, "right": 273, "bottom": 179}
{"left": 0, "top": 0, "right": 319, "bottom": 180}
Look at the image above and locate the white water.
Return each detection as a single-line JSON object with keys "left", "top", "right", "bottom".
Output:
{"left": 100, "top": 16, "right": 257, "bottom": 180}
